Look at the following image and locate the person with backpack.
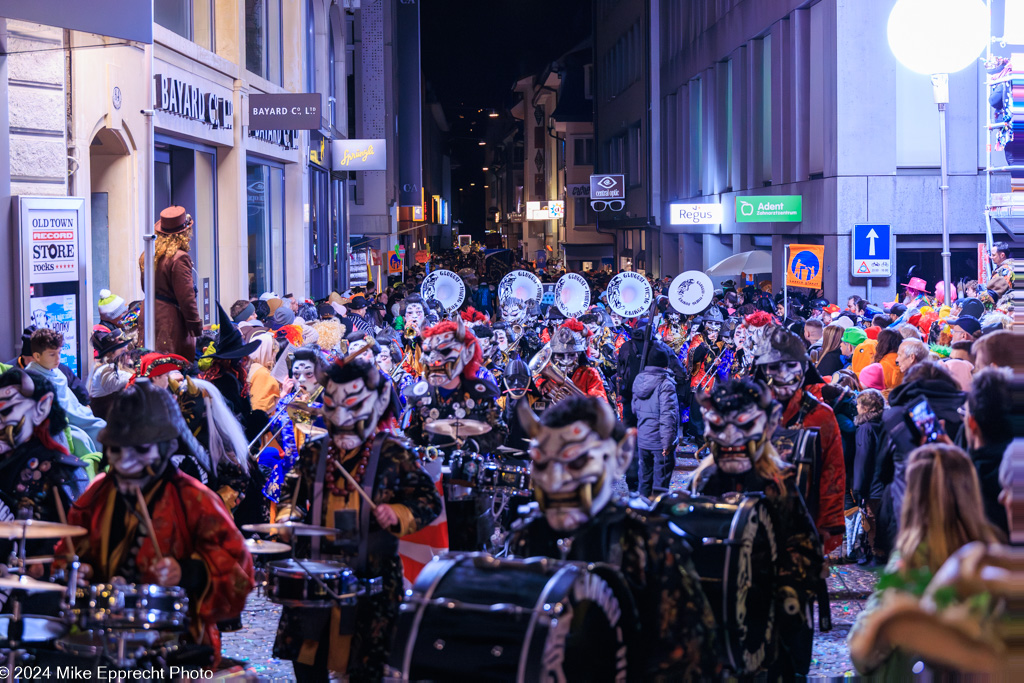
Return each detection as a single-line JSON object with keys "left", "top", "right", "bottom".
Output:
{"left": 631, "top": 346, "right": 679, "bottom": 498}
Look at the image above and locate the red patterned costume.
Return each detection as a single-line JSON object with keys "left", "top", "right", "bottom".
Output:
{"left": 57, "top": 470, "right": 254, "bottom": 665}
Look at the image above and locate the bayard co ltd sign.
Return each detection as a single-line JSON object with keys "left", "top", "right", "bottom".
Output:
{"left": 154, "top": 74, "right": 233, "bottom": 129}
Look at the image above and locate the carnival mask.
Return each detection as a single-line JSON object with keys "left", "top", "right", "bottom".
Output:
{"left": 518, "top": 399, "right": 634, "bottom": 532}
{"left": 667, "top": 312, "right": 681, "bottom": 325}
{"left": 495, "top": 330, "right": 510, "bottom": 351}
{"left": 348, "top": 338, "right": 376, "bottom": 365}
{"left": 376, "top": 349, "right": 394, "bottom": 373}
{"left": 421, "top": 322, "right": 475, "bottom": 386}
{"left": 291, "top": 359, "right": 319, "bottom": 395}
{"left": 610, "top": 312, "right": 623, "bottom": 327}
{"left": 405, "top": 303, "right": 426, "bottom": 332}
{"left": 0, "top": 381, "right": 53, "bottom": 455}
{"left": 500, "top": 297, "right": 528, "bottom": 325}
{"left": 322, "top": 372, "right": 391, "bottom": 450}
{"left": 762, "top": 361, "right": 804, "bottom": 402}
{"left": 701, "top": 379, "right": 780, "bottom": 474}
{"left": 553, "top": 352, "right": 579, "bottom": 376}
{"left": 704, "top": 321, "right": 722, "bottom": 343}
{"left": 107, "top": 443, "right": 167, "bottom": 493}
{"left": 478, "top": 336, "right": 493, "bottom": 354}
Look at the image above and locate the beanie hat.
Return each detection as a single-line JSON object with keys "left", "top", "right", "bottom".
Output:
{"left": 842, "top": 327, "right": 867, "bottom": 346}
{"left": 269, "top": 305, "right": 295, "bottom": 329}
{"left": 865, "top": 326, "right": 880, "bottom": 340}
{"left": 646, "top": 346, "right": 670, "bottom": 368}
{"left": 98, "top": 289, "right": 127, "bottom": 320}
{"left": 859, "top": 363, "right": 886, "bottom": 391}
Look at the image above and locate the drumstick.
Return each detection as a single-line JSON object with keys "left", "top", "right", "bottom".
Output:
{"left": 132, "top": 486, "right": 164, "bottom": 562}
{"left": 334, "top": 464, "right": 377, "bottom": 510}
{"left": 51, "top": 486, "right": 75, "bottom": 556}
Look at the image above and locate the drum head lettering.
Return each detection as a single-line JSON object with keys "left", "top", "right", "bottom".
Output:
{"left": 669, "top": 271, "right": 714, "bottom": 315}
{"left": 554, "top": 273, "right": 592, "bottom": 318}
{"left": 420, "top": 270, "right": 466, "bottom": 312}
{"left": 606, "top": 272, "right": 653, "bottom": 318}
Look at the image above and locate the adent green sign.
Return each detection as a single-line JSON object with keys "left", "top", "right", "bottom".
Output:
{"left": 735, "top": 195, "right": 802, "bottom": 222}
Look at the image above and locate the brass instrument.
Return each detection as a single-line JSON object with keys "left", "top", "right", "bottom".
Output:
{"left": 696, "top": 345, "right": 726, "bottom": 393}
{"left": 528, "top": 344, "right": 584, "bottom": 402}
{"left": 404, "top": 323, "right": 418, "bottom": 340}
{"left": 246, "top": 385, "right": 324, "bottom": 452}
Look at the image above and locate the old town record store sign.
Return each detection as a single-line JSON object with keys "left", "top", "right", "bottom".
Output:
{"left": 153, "top": 73, "right": 233, "bottom": 130}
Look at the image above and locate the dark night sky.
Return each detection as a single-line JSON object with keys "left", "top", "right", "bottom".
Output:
{"left": 421, "top": 0, "right": 590, "bottom": 235}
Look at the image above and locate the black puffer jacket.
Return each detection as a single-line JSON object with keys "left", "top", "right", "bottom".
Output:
{"left": 875, "top": 377, "right": 966, "bottom": 524}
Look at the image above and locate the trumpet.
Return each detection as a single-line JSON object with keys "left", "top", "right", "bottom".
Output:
{"left": 529, "top": 345, "right": 584, "bottom": 401}
{"left": 404, "top": 323, "right": 418, "bottom": 340}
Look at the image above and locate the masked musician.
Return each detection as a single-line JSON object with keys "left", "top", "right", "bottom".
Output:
{"left": 375, "top": 336, "right": 413, "bottom": 406}
{"left": 401, "top": 319, "right": 507, "bottom": 454}
{"left": 685, "top": 309, "right": 732, "bottom": 439}
{"left": 0, "top": 369, "right": 89, "bottom": 541}
{"left": 687, "top": 378, "right": 825, "bottom": 678}
{"left": 498, "top": 295, "right": 542, "bottom": 360}
{"left": 579, "top": 310, "right": 618, "bottom": 379}
{"left": 399, "top": 294, "right": 428, "bottom": 339}
{"left": 472, "top": 324, "right": 502, "bottom": 377}
{"left": 273, "top": 357, "right": 442, "bottom": 682}
{"left": 56, "top": 379, "right": 254, "bottom": 668}
{"left": 510, "top": 396, "right": 717, "bottom": 680}
{"left": 754, "top": 327, "right": 846, "bottom": 555}
{"left": 537, "top": 319, "right": 608, "bottom": 403}
{"left": 658, "top": 306, "right": 688, "bottom": 355}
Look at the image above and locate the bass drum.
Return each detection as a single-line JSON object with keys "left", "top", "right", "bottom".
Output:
{"left": 390, "top": 552, "right": 638, "bottom": 682}
{"left": 771, "top": 426, "right": 822, "bottom": 519}
{"left": 656, "top": 492, "right": 779, "bottom": 675}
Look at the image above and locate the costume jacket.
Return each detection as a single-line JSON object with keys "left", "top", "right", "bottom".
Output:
{"left": 142, "top": 250, "right": 202, "bottom": 361}
{"left": 510, "top": 502, "right": 717, "bottom": 681}
{"left": 56, "top": 469, "right": 254, "bottom": 666}
{"left": 776, "top": 388, "right": 846, "bottom": 554}
{"left": 402, "top": 377, "right": 507, "bottom": 454}
{"left": 273, "top": 430, "right": 442, "bottom": 679}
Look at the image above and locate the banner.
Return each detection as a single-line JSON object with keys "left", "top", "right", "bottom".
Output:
{"left": 786, "top": 244, "right": 825, "bottom": 289}
{"left": 388, "top": 251, "right": 403, "bottom": 276}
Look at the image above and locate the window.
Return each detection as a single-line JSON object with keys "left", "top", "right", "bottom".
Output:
{"left": 573, "top": 138, "right": 595, "bottom": 166}
{"left": 246, "top": 161, "right": 285, "bottom": 298}
{"left": 626, "top": 124, "right": 641, "bottom": 187}
{"left": 246, "top": 0, "right": 283, "bottom": 84}
{"left": 725, "top": 60, "right": 734, "bottom": 190}
{"left": 689, "top": 78, "right": 702, "bottom": 195}
{"left": 306, "top": 0, "right": 317, "bottom": 94}
{"left": 574, "top": 197, "right": 596, "bottom": 225}
{"left": 761, "top": 33, "right": 772, "bottom": 184}
{"left": 155, "top": 0, "right": 214, "bottom": 51}
{"left": 583, "top": 64, "right": 593, "bottom": 100}
{"left": 328, "top": 22, "right": 338, "bottom": 128}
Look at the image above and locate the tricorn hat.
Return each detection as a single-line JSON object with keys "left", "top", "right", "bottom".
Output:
{"left": 209, "top": 302, "right": 262, "bottom": 360}
{"left": 91, "top": 327, "right": 131, "bottom": 358}
{"left": 155, "top": 206, "right": 193, "bottom": 235}
{"left": 98, "top": 378, "right": 189, "bottom": 447}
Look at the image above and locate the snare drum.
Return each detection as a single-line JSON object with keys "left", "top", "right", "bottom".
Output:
{"left": 656, "top": 492, "right": 779, "bottom": 675}
{"left": 477, "top": 461, "right": 531, "bottom": 497}
{"left": 87, "top": 584, "right": 189, "bottom": 631}
{"left": 448, "top": 451, "right": 483, "bottom": 487}
{"left": 0, "top": 614, "right": 67, "bottom": 644}
{"left": 266, "top": 559, "right": 358, "bottom": 608}
{"left": 391, "top": 552, "right": 639, "bottom": 682}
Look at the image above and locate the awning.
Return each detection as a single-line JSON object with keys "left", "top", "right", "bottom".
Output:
{"left": 563, "top": 244, "right": 614, "bottom": 260}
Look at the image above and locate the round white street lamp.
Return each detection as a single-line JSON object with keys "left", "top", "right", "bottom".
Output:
{"left": 886, "top": 0, "right": 989, "bottom": 306}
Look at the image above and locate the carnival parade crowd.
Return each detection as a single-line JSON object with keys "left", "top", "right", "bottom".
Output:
{"left": 0, "top": 206, "right": 1018, "bottom": 681}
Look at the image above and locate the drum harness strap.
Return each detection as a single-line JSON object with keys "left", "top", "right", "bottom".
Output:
{"left": 356, "top": 432, "right": 388, "bottom": 575}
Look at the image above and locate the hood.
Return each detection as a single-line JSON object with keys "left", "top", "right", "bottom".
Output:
{"left": 888, "top": 378, "right": 966, "bottom": 422}
{"left": 633, "top": 367, "right": 672, "bottom": 400}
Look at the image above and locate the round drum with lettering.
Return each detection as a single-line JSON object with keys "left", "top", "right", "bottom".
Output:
{"left": 390, "top": 552, "right": 638, "bottom": 682}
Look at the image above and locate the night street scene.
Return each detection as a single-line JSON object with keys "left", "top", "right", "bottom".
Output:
{"left": 0, "top": 0, "right": 1020, "bottom": 680}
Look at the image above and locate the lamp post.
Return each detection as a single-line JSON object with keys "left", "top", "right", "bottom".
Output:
{"left": 887, "top": 0, "right": 989, "bottom": 306}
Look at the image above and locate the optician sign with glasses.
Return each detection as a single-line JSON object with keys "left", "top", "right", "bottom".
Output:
{"left": 590, "top": 174, "right": 625, "bottom": 213}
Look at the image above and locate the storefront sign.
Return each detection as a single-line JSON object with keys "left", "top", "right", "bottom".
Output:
{"left": 248, "top": 128, "right": 298, "bottom": 150}
{"left": 567, "top": 184, "right": 590, "bottom": 198}
{"left": 154, "top": 74, "right": 232, "bottom": 129}
{"left": 668, "top": 203, "right": 723, "bottom": 225}
{"left": 248, "top": 93, "right": 321, "bottom": 130}
{"left": 15, "top": 197, "right": 88, "bottom": 375}
{"left": 332, "top": 139, "right": 387, "bottom": 171}
{"left": 526, "top": 201, "right": 564, "bottom": 220}
{"left": 786, "top": 244, "right": 825, "bottom": 289}
{"left": 736, "top": 195, "right": 802, "bottom": 222}
{"left": 590, "top": 174, "right": 624, "bottom": 200}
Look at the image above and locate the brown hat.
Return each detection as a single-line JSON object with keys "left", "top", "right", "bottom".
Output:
{"left": 267, "top": 297, "right": 284, "bottom": 314}
{"left": 98, "top": 378, "right": 188, "bottom": 447}
{"left": 155, "top": 206, "right": 192, "bottom": 235}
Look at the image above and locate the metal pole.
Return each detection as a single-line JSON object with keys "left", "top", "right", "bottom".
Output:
{"left": 937, "top": 100, "right": 952, "bottom": 307}
{"left": 142, "top": 40, "right": 156, "bottom": 350}
{"left": 783, "top": 244, "right": 789, "bottom": 320}
{"left": 866, "top": 278, "right": 872, "bottom": 306}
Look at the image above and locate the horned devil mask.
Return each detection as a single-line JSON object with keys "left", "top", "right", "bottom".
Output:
{"left": 518, "top": 397, "right": 635, "bottom": 532}
{"left": 700, "top": 378, "right": 781, "bottom": 474}
{"left": 0, "top": 371, "right": 56, "bottom": 456}
{"left": 421, "top": 319, "right": 478, "bottom": 386}
{"left": 321, "top": 359, "right": 392, "bottom": 451}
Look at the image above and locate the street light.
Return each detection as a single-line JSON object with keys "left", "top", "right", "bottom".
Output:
{"left": 887, "top": 0, "right": 988, "bottom": 305}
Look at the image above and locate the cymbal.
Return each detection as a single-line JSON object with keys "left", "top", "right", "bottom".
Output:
{"left": 242, "top": 522, "right": 337, "bottom": 537}
{"left": 0, "top": 575, "right": 67, "bottom": 593}
{"left": 424, "top": 418, "right": 492, "bottom": 438}
{"left": 244, "top": 538, "right": 292, "bottom": 555}
{"left": 0, "top": 520, "right": 87, "bottom": 540}
{"left": 294, "top": 423, "right": 328, "bottom": 438}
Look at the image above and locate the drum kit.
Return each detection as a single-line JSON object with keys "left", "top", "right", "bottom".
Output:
{"left": 0, "top": 519, "right": 197, "bottom": 674}
{"left": 390, "top": 552, "right": 639, "bottom": 682}
{"left": 240, "top": 522, "right": 382, "bottom": 611}
{"left": 424, "top": 418, "right": 533, "bottom": 504}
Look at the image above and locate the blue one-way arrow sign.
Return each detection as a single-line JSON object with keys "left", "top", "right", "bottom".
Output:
{"left": 852, "top": 223, "right": 891, "bottom": 277}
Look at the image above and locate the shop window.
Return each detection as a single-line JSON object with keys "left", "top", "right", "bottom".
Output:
{"left": 573, "top": 138, "right": 594, "bottom": 166}
{"left": 155, "top": 0, "right": 214, "bottom": 51}
{"left": 246, "top": 0, "right": 283, "bottom": 84}
{"left": 246, "top": 162, "right": 285, "bottom": 298}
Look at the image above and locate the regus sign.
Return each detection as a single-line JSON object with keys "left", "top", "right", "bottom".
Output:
{"left": 669, "top": 203, "right": 723, "bottom": 225}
